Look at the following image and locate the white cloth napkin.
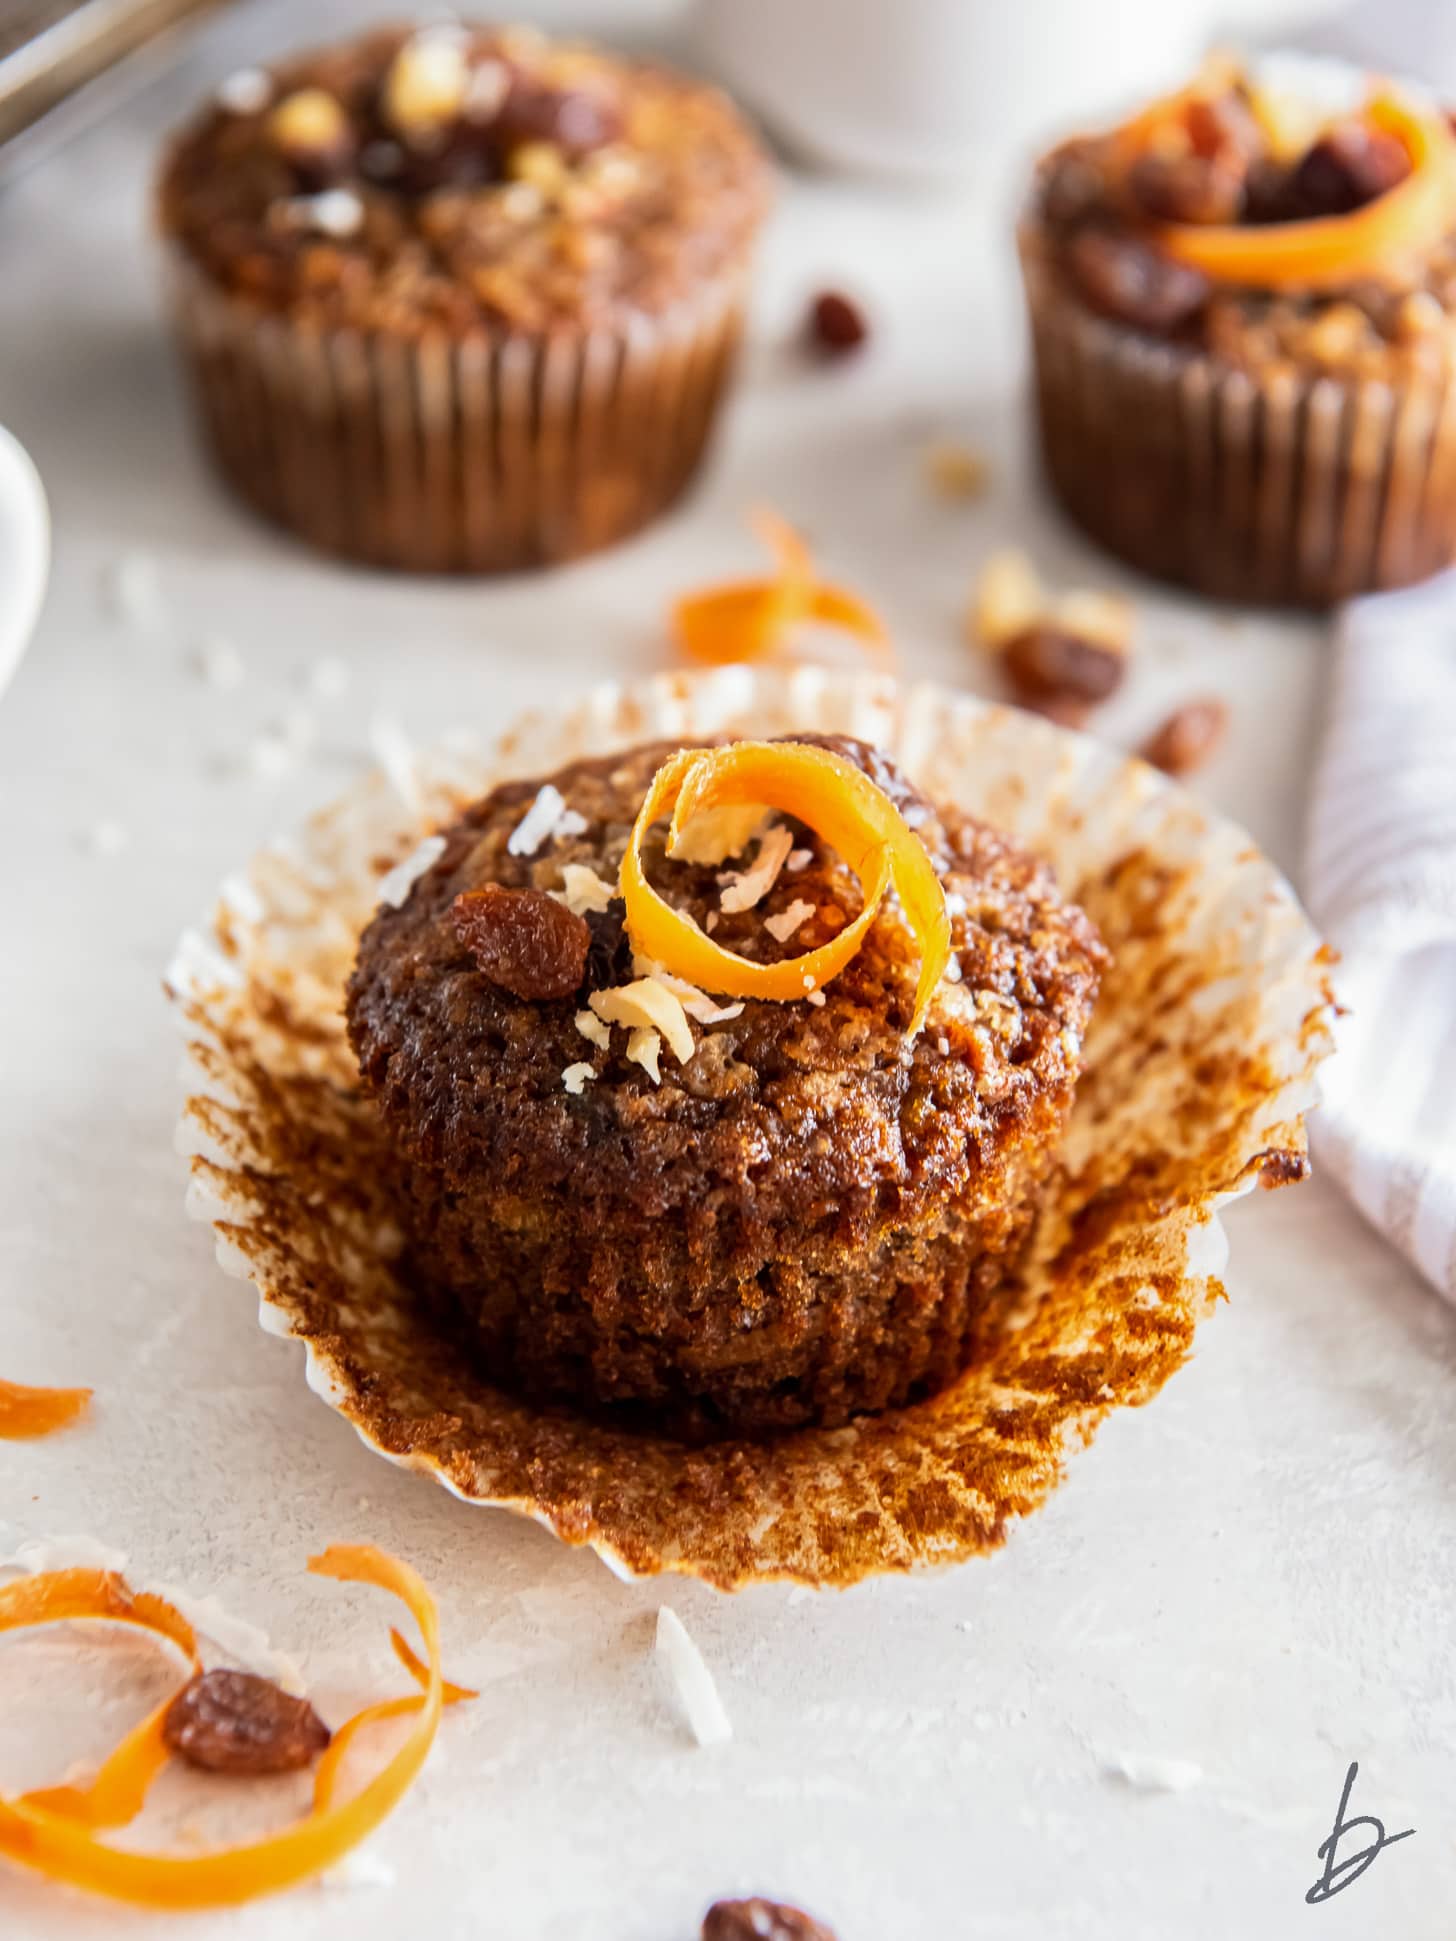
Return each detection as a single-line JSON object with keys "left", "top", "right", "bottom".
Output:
{"left": 1304, "top": 571, "right": 1456, "bottom": 1304}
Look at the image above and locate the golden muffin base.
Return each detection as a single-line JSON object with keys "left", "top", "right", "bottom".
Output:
{"left": 168, "top": 668, "right": 1335, "bottom": 1589}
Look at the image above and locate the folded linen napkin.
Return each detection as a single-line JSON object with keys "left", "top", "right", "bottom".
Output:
{"left": 1304, "top": 570, "right": 1456, "bottom": 1304}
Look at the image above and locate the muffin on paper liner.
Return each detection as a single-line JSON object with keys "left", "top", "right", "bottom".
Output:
{"left": 1019, "top": 226, "right": 1456, "bottom": 609}
{"left": 165, "top": 258, "right": 748, "bottom": 574}
{"left": 167, "top": 667, "right": 1335, "bottom": 1590}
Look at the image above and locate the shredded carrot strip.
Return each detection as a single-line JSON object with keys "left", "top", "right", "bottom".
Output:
{"left": 0, "top": 1379, "right": 92, "bottom": 1440}
{"left": 20, "top": 1705, "right": 175, "bottom": 1830}
{"left": 390, "top": 1626, "right": 477, "bottom": 1705}
{"left": 0, "top": 1569, "right": 198, "bottom": 1665}
{"left": 1157, "top": 94, "right": 1456, "bottom": 289}
{"left": 0, "top": 1544, "right": 467, "bottom": 1911}
{"left": 620, "top": 741, "right": 950, "bottom": 1035}
{"left": 672, "top": 508, "right": 891, "bottom": 668}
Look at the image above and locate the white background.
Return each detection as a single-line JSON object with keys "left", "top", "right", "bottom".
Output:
{"left": 0, "top": 3, "right": 1453, "bottom": 1937}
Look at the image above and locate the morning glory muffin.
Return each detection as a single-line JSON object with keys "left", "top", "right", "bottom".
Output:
{"left": 158, "top": 23, "right": 770, "bottom": 571}
{"left": 345, "top": 735, "right": 1105, "bottom": 1436}
{"left": 1020, "top": 56, "right": 1456, "bottom": 605}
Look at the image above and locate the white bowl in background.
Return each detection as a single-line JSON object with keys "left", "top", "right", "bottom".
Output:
{"left": 0, "top": 426, "right": 48, "bottom": 706}
{"left": 694, "top": 0, "right": 1342, "bottom": 181}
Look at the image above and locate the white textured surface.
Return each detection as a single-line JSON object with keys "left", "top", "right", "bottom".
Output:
{"left": 0, "top": 3, "right": 1453, "bottom": 1938}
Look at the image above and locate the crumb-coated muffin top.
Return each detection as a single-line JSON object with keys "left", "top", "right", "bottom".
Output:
{"left": 158, "top": 23, "right": 771, "bottom": 334}
{"left": 346, "top": 737, "right": 1106, "bottom": 1237}
{"left": 1028, "top": 59, "right": 1456, "bottom": 381}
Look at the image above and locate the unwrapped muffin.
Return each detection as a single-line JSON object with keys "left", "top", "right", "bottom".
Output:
{"left": 346, "top": 734, "right": 1105, "bottom": 1437}
{"left": 158, "top": 24, "right": 770, "bottom": 571}
{"left": 1020, "top": 57, "right": 1456, "bottom": 605}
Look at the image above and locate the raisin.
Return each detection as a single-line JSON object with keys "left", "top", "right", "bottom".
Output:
{"left": 452, "top": 885, "right": 590, "bottom": 1000}
{"left": 582, "top": 898, "right": 632, "bottom": 990}
{"left": 703, "top": 1898, "right": 839, "bottom": 1941}
{"left": 1140, "top": 698, "right": 1228, "bottom": 775}
{"left": 162, "top": 1670, "right": 330, "bottom": 1775}
{"left": 808, "top": 290, "right": 869, "bottom": 355}
{"left": 1068, "top": 228, "right": 1209, "bottom": 333}
{"left": 1039, "top": 142, "right": 1106, "bottom": 230}
{"left": 1002, "top": 624, "right": 1126, "bottom": 707}
{"left": 1128, "top": 151, "right": 1244, "bottom": 225}
{"left": 1291, "top": 123, "right": 1410, "bottom": 218}
{"left": 495, "top": 77, "right": 622, "bottom": 158}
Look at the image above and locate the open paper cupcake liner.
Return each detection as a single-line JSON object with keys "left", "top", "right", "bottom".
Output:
{"left": 167, "top": 667, "right": 1335, "bottom": 1589}
{"left": 1020, "top": 228, "right": 1456, "bottom": 608}
{"left": 165, "top": 255, "right": 749, "bottom": 573}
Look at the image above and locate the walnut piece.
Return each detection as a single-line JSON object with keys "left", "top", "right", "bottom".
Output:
{"left": 703, "top": 1898, "right": 839, "bottom": 1941}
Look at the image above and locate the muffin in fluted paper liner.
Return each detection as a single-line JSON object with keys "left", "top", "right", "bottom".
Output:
{"left": 1020, "top": 226, "right": 1456, "bottom": 608}
{"left": 166, "top": 668, "right": 1334, "bottom": 1589}
{"left": 157, "top": 24, "right": 768, "bottom": 573}
{"left": 164, "top": 261, "right": 750, "bottom": 573}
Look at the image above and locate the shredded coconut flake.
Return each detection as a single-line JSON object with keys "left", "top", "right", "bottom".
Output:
{"left": 289, "top": 188, "right": 365, "bottom": 237}
{"left": 562, "top": 1062, "right": 596, "bottom": 1095}
{"left": 719, "top": 824, "right": 794, "bottom": 913}
{"left": 307, "top": 655, "right": 349, "bottom": 700}
{"left": 591, "top": 978, "right": 695, "bottom": 1065}
{"left": 626, "top": 1026, "right": 662, "bottom": 1084}
{"left": 1108, "top": 1753, "right": 1203, "bottom": 1794}
{"left": 937, "top": 1035, "right": 950, "bottom": 1055}
{"left": 944, "top": 956, "right": 963, "bottom": 983}
{"left": 81, "top": 819, "right": 129, "bottom": 857}
{"left": 377, "top": 834, "right": 445, "bottom": 910}
{"left": 216, "top": 66, "right": 272, "bottom": 113}
{"left": 574, "top": 1009, "right": 611, "bottom": 1051}
{"left": 786, "top": 847, "right": 814, "bottom": 872}
{"left": 670, "top": 801, "right": 771, "bottom": 866}
{"left": 507, "top": 784, "right": 584, "bottom": 858}
{"left": 705, "top": 911, "right": 719, "bottom": 933}
{"left": 558, "top": 863, "right": 616, "bottom": 915}
{"left": 655, "top": 1606, "right": 732, "bottom": 1747}
{"left": 194, "top": 634, "right": 245, "bottom": 689}
{"left": 150, "top": 1583, "right": 307, "bottom": 1693}
{"left": 763, "top": 898, "right": 815, "bottom": 944}
{"left": 369, "top": 713, "right": 425, "bottom": 818}
{"left": 805, "top": 990, "right": 826, "bottom": 1007}
{"left": 101, "top": 552, "right": 163, "bottom": 628}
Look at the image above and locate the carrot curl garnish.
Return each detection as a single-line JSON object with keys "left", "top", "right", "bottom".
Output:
{"left": 1157, "top": 93, "right": 1456, "bottom": 290}
{"left": 620, "top": 741, "right": 950, "bottom": 1036}
{"left": 673, "top": 508, "right": 890, "bottom": 668}
{"left": 0, "top": 1378, "right": 92, "bottom": 1440}
{"left": 0, "top": 1543, "right": 471, "bottom": 1909}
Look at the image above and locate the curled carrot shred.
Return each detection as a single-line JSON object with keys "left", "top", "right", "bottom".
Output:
{"left": 1156, "top": 94, "right": 1456, "bottom": 290}
{"left": 620, "top": 741, "right": 951, "bottom": 1036}
{"left": 673, "top": 508, "right": 891, "bottom": 668}
{"left": 0, "top": 1543, "right": 470, "bottom": 1910}
{"left": 0, "top": 1378, "right": 92, "bottom": 1440}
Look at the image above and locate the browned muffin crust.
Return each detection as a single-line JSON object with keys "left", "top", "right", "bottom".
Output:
{"left": 346, "top": 736, "right": 1105, "bottom": 1435}
{"left": 158, "top": 24, "right": 770, "bottom": 334}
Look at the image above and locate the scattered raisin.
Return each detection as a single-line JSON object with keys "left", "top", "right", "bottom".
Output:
{"left": 452, "top": 885, "right": 589, "bottom": 1000}
{"left": 1140, "top": 698, "right": 1228, "bottom": 775}
{"left": 1068, "top": 229, "right": 1210, "bottom": 333}
{"left": 583, "top": 898, "right": 632, "bottom": 991}
{"left": 703, "top": 1898, "right": 839, "bottom": 1941}
{"left": 1291, "top": 122, "right": 1410, "bottom": 218}
{"left": 495, "top": 78, "right": 622, "bottom": 158}
{"left": 1002, "top": 624, "right": 1126, "bottom": 707}
{"left": 162, "top": 1670, "right": 330, "bottom": 1775}
{"left": 1128, "top": 152, "right": 1244, "bottom": 225}
{"left": 808, "top": 290, "right": 869, "bottom": 356}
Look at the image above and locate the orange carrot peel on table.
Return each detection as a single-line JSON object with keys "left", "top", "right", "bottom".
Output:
{"left": 672, "top": 508, "right": 891, "bottom": 668}
{"left": 0, "top": 1544, "right": 472, "bottom": 1910}
{"left": 0, "top": 1378, "right": 91, "bottom": 1440}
